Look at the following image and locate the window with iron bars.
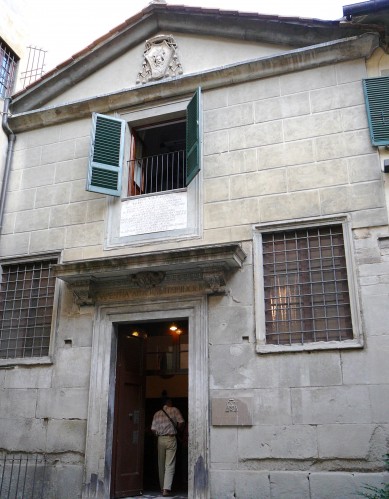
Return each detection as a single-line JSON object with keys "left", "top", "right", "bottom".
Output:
{"left": 261, "top": 224, "right": 353, "bottom": 346}
{"left": 128, "top": 119, "right": 186, "bottom": 196}
{"left": 0, "top": 259, "right": 57, "bottom": 359}
{"left": 0, "top": 38, "right": 18, "bottom": 99}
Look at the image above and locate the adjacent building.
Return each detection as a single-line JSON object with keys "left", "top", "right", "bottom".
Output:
{"left": 1, "top": 1, "right": 389, "bottom": 498}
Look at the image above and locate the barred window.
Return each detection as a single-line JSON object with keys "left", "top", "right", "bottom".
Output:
{"left": 0, "top": 260, "right": 56, "bottom": 359}
{"left": 0, "top": 38, "right": 18, "bottom": 99}
{"left": 262, "top": 225, "right": 353, "bottom": 346}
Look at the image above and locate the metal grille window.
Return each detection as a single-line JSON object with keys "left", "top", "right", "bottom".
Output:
{"left": 262, "top": 225, "right": 353, "bottom": 345}
{"left": 0, "top": 38, "right": 18, "bottom": 99}
{"left": 0, "top": 260, "right": 56, "bottom": 359}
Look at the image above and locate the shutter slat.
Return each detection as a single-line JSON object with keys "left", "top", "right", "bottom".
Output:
{"left": 86, "top": 113, "right": 125, "bottom": 196}
{"left": 363, "top": 77, "right": 389, "bottom": 146}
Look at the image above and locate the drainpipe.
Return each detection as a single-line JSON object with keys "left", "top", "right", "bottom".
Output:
{"left": 0, "top": 97, "right": 15, "bottom": 234}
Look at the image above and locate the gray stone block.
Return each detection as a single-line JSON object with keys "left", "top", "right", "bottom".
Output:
{"left": 235, "top": 471, "right": 271, "bottom": 499}
{"left": 12, "top": 146, "right": 42, "bottom": 169}
{"left": 0, "top": 417, "right": 47, "bottom": 451}
{"left": 52, "top": 347, "right": 91, "bottom": 388}
{"left": 41, "top": 140, "right": 75, "bottom": 165}
{"left": 254, "top": 92, "right": 310, "bottom": 123}
{"left": 56, "top": 315, "right": 93, "bottom": 348}
{"left": 284, "top": 110, "right": 343, "bottom": 142}
{"left": 54, "top": 158, "right": 87, "bottom": 183}
{"left": 210, "top": 427, "right": 238, "bottom": 463}
{"left": 65, "top": 221, "right": 104, "bottom": 248}
{"left": 238, "top": 424, "right": 318, "bottom": 459}
{"left": 228, "top": 77, "right": 280, "bottom": 105}
{"left": 209, "top": 343, "right": 254, "bottom": 389}
{"left": 270, "top": 471, "right": 310, "bottom": 499}
{"left": 369, "top": 385, "right": 389, "bottom": 423}
{"left": 209, "top": 305, "right": 254, "bottom": 345}
{"left": 311, "top": 81, "right": 364, "bottom": 113}
{"left": 4, "top": 366, "right": 52, "bottom": 389}
{"left": 204, "top": 198, "right": 259, "bottom": 229}
{"left": 70, "top": 179, "right": 104, "bottom": 203}
{"left": 21, "top": 164, "right": 55, "bottom": 190}
{"left": 204, "top": 149, "right": 258, "bottom": 178}
{"left": 209, "top": 469, "right": 236, "bottom": 499}
{"left": 0, "top": 389, "right": 38, "bottom": 418}
{"left": 204, "top": 103, "right": 253, "bottom": 133}
{"left": 341, "top": 336, "right": 389, "bottom": 385}
{"left": 229, "top": 121, "right": 283, "bottom": 151}
{"left": 252, "top": 388, "right": 292, "bottom": 426}
{"left": 291, "top": 386, "right": 371, "bottom": 424}
{"left": 203, "top": 130, "right": 229, "bottom": 156}
{"left": 259, "top": 190, "right": 321, "bottom": 222}
{"left": 281, "top": 66, "right": 336, "bottom": 95}
{"left": 203, "top": 87, "right": 228, "bottom": 111}
{"left": 309, "top": 472, "right": 381, "bottom": 499}
{"left": 49, "top": 203, "right": 88, "bottom": 228}
{"left": 14, "top": 208, "right": 50, "bottom": 232}
{"left": 317, "top": 424, "right": 374, "bottom": 458}
{"left": 5, "top": 189, "right": 35, "bottom": 212}
{"left": 259, "top": 139, "right": 315, "bottom": 169}
{"left": 230, "top": 169, "right": 287, "bottom": 199}
{"left": 59, "top": 118, "right": 89, "bottom": 141}
{"left": 341, "top": 105, "right": 368, "bottom": 132}
{"left": 288, "top": 159, "right": 348, "bottom": 191}
{"left": 74, "top": 136, "right": 89, "bottom": 159}
{"left": 0, "top": 232, "right": 30, "bottom": 258}
{"left": 336, "top": 59, "right": 367, "bottom": 84}
{"left": 46, "top": 419, "right": 86, "bottom": 453}
{"left": 86, "top": 198, "right": 107, "bottom": 222}
{"left": 14, "top": 126, "right": 60, "bottom": 150}
{"left": 29, "top": 228, "right": 66, "bottom": 253}
{"left": 52, "top": 464, "right": 83, "bottom": 499}
{"left": 348, "top": 154, "right": 381, "bottom": 183}
{"left": 35, "top": 183, "right": 71, "bottom": 208}
{"left": 36, "top": 388, "right": 88, "bottom": 419}
{"left": 204, "top": 177, "right": 229, "bottom": 203}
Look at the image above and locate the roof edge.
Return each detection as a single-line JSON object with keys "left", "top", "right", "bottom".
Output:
{"left": 8, "top": 33, "right": 379, "bottom": 133}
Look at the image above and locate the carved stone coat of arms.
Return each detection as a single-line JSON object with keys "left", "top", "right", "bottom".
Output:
{"left": 136, "top": 34, "right": 183, "bottom": 84}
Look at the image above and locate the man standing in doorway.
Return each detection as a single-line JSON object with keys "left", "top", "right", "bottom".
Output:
{"left": 151, "top": 396, "right": 184, "bottom": 497}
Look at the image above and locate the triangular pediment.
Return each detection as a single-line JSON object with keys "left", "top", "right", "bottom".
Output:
{"left": 11, "top": 3, "right": 379, "bottom": 114}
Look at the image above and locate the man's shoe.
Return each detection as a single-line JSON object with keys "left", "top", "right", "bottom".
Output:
{"left": 162, "top": 490, "right": 170, "bottom": 497}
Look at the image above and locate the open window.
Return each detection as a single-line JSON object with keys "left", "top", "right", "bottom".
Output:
{"left": 86, "top": 88, "right": 201, "bottom": 198}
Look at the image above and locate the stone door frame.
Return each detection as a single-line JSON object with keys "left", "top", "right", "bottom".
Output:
{"left": 82, "top": 295, "right": 209, "bottom": 498}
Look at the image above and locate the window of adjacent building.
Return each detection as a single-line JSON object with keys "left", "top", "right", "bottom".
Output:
{"left": 254, "top": 218, "right": 363, "bottom": 353}
{"left": 363, "top": 76, "right": 389, "bottom": 146}
{"left": 0, "top": 259, "right": 57, "bottom": 359}
{"left": 0, "top": 38, "right": 18, "bottom": 99}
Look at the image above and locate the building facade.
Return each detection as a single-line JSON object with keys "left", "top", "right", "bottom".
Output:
{"left": 1, "top": 2, "right": 389, "bottom": 498}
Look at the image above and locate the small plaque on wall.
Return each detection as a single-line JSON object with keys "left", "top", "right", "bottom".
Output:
{"left": 211, "top": 397, "right": 253, "bottom": 426}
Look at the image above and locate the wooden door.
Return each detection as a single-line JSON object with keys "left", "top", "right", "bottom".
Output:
{"left": 112, "top": 333, "right": 145, "bottom": 498}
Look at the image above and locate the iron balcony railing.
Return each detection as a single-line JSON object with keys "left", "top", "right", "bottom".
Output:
{"left": 129, "top": 149, "right": 186, "bottom": 196}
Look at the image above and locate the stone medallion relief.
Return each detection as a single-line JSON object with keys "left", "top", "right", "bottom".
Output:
{"left": 136, "top": 34, "right": 183, "bottom": 84}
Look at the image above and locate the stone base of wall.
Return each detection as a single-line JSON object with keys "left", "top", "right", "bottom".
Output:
{"left": 210, "top": 470, "right": 389, "bottom": 499}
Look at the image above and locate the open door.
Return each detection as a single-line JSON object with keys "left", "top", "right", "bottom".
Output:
{"left": 112, "top": 332, "right": 146, "bottom": 498}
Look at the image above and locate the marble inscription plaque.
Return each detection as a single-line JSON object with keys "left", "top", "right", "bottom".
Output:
{"left": 120, "top": 192, "right": 187, "bottom": 236}
{"left": 211, "top": 397, "right": 253, "bottom": 426}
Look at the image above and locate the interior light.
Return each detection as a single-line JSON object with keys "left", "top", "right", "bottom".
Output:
{"left": 175, "top": 329, "right": 183, "bottom": 335}
{"left": 169, "top": 324, "right": 178, "bottom": 331}
{"left": 131, "top": 331, "right": 140, "bottom": 337}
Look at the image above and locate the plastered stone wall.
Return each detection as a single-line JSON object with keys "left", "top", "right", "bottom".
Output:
{"left": 208, "top": 235, "right": 389, "bottom": 495}
{"left": 0, "top": 286, "right": 93, "bottom": 499}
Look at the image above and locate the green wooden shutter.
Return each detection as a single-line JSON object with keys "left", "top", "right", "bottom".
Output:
{"left": 186, "top": 87, "right": 201, "bottom": 186}
{"left": 86, "top": 113, "right": 125, "bottom": 196}
{"left": 363, "top": 76, "right": 389, "bottom": 146}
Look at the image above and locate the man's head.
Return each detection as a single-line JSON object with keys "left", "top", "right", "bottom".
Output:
{"left": 164, "top": 397, "right": 173, "bottom": 407}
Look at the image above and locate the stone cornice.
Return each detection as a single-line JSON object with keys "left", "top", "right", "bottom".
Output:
{"left": 53, "top": 243, "right": 246, "bottom": 305}
{"left": 9, "top": 33, "right": 379, "bottom": 133}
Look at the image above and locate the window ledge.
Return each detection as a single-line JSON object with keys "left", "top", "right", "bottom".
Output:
{"left": 256, "top": 339, "right": 364, "bottom": 354}
{"left": 0, "top": 356, "right": 53, "bottom": 368}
